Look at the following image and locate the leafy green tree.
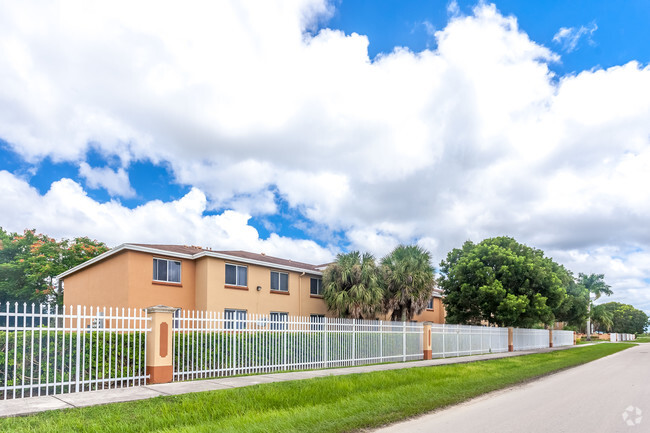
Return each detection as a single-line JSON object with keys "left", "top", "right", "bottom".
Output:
{"left": 554, "top": 278, "right": 589, "bottom": 328}
{"left": 322, "top": 251, "right": 383, "bottom": 319}
{"left": 599, "top": 302, "right": 649, "bottom": 334}
{"left": 381, "top": 245, "right": 435, "bottom": 321}
{"left": 0, "top": 228, "right": 108, "bottom": 306}
{"left": 438, "top": 236, "right": 570, "bottom": 327}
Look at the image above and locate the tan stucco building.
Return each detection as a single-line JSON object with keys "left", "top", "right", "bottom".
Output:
{"left": 59, "top": 244, "right": 445, "bottom": 323}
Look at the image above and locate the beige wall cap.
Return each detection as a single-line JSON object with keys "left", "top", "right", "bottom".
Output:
{"left": 145, "top": 305, "right": 179, "bottom": 313}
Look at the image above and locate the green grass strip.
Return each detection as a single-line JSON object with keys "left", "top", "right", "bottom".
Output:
{"left": 0, "top": 343, "right": 633, "bottom": 433}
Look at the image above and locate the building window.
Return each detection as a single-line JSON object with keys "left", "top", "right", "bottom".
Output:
{"left": 225, "top": 263, "right": 247, "bottom": 287}
{"left": 427, "top": 297, "right": 434, "bottom": 310}
{"left": 270, "top": 271, "right": 289, "bottom": 292}
{"left": 270, "top": 312, "right": 288, "bottom": 330}
{"left": 310, "top": 314, "right": 325, "bottom": 330}
{"left": 153, "top": 258, "right": 181, "bottom": 283}
{"left": 173, "top": 308, "right": 182, "bottom": 329}
{"left": 310, "top": 278, "right": 322, "bottom": 296}
{"left": 225, "top": 309, "right": 247, "bottom": 329}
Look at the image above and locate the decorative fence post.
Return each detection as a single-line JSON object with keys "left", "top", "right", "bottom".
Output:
{"left": 573, "top": 331, "right": 577, "bottom": 345}
{"left": 145, "top": 305, "right": 177, "bottom": 384}
{"left": 508, "top": 327, "right": 514, "bottom": 352}
{"left": 549, "top": 329, "right": 553, "bottom": 348}
{"left": 423, "top": 322, "right": 432, "bottom": 360}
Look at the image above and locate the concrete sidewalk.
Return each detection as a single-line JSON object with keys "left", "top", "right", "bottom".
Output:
{"left": 0, "top": 344, "right": 593, "bottom": 418}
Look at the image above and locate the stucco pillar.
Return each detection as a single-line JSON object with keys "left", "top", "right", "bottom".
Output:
{"left": 549, "top": 329, "right": 553, "bottom": 348}
{"left": 508, "top": 327, "right": 514, "bottom": 352}
{"left": 145, "top": 305, "right": 177, "bottom": 384}
{"left": 423, "top": 322, "right": 432, "bottom": 360}
{"left": 573, "top": 331, "right": 577, "bottom": 345}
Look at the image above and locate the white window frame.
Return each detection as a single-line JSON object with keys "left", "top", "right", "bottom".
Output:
{"left": 310, "top": 314, "right": 325, "bottom": 330}
{"left": 153, "top": 257, "right": 182, "bottom": 283}
{"left": 225, "top": 308, "right": 247, "bottom": 329}
{"left": 310, "top": 278, "right": 322, "bottom": 296}
{"left": 270, "top": 271, "right": 289, "bottom": 292}
{"left": 225, "top": 263, "right": 248, "bottom": 287}
{"left": 270, "top": 311, "right": 289, "bottom": 330}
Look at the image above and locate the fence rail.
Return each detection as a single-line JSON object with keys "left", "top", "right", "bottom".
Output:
{"left": 172, "top": 312, "right": 423, "bottom": 381}
{"left": 1, "top": 303, "right": 150, "bottom": 400}
{"left": 610, "top": 333, "right": 636, "bottom": 342}
{"left": 513, "top": 328, "right": 549, "bottom": 351}
{"left": 430, "top": 324, "right": 508, "bottom": 357}
{"left": 552, "top": 330, "right": 574, "bottom": 347}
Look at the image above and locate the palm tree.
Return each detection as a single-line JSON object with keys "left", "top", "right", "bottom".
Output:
{"left": 591, "top": 304, "right": 614, "bottom": 332}
{"left": 578, "top": 273, "right": 613, "bottom": 340}
{"left": 322, "top": 251, "right": 383, "bottom": 319}
{"left": 381, "top": 245, "right": 435, "bottom": 321}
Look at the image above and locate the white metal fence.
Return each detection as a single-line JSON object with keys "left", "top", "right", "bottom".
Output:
{"left": 172, "top": 312, "right": 423, "bottom": 381}
{"left": 552, "top": 330, "right": 574, "bottom": 347}
{"left": 1, "top": 303, "right": 150, "bottom": 400}
{"left": 430, "top": 324, "right": 508, "bottom": 357}
{"left": 610, "top": 333, "right": 636, "bottom": 342}
{"left": 513, "top": 328, "right": 549, "bottom": 350}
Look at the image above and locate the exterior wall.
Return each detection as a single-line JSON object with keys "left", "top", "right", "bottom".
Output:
{"left": 63, "top": 250, "right": 197, "bottom": 312}
{"left": 125, "top": 251, "right": 196, "bottom": 311}
{"left": 63, "top": 250, "right": 130, "bottom": 308}
{"left": 196, "top": 256, "right": 328, "bottom": 317}
{"left": 413, "top": 297, "right": 445, "bottom": 324}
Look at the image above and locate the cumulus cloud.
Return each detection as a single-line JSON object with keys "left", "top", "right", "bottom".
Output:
{"left": 553, "top": 22, "right": 597, "bottom": 53}
{"left": 1, "top": 1, "right": 650, "bottom": 311}
{"left": 78, "top": 162, "right": 135, "bottom": 198}
{"left": 0, "top": 170, "right": 336, "bottom": 263}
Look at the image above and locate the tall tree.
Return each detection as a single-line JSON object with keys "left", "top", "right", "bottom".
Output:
{"left": 578, "top": 273, "right": 612, "bottom": 339}
{"left": 381, "top": 245, "right": 435, "bottom": 321}
{"left": 439, "top": 237, "right": 570, "bottom": 327}
{"left": 322, "top": 251, "right": 383, "bottom": 319}
{"left": 0, "top": 228, "right": 108, "bottom": 305}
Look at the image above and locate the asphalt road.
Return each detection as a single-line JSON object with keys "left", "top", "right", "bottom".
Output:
{"left": 372, "top": 344, "right": 649, "bottom": 433}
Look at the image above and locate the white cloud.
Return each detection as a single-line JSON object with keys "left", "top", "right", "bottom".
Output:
{"left": 0, "top": 170, "right": 336, "bottom": 264}
{"left": 78, "top": 162, "right": 135, "bottom": 198}
{"left": 553, "top": 22, "right": 597, "bottom": 53}
{"left": 1, "top": 2, "right": 650, "bottom": 312}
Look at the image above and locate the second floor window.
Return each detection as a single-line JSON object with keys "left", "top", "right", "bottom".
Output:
{"left": 310, "top": 278, "right": 322, "bottom": 296}
{"left": 153, "top": 258, "right": 181, "bottom": 283}
{"left": 271, "top": 271, "right": 289, "bottom": 292}
{"left": 427, "top": 297, "right": 434, "bottom": 310}
{"left": 225, "top": 263, "right": 247, "bottom": 287}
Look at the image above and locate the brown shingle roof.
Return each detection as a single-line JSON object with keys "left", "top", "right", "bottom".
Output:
{"left": 213, "top": 250, "right": 321, "bottom": 273}
{"left": 130, "top": 244, "right": 206, "bottom": 255}
{"left": 128, "top": 244, "right": 321, "bottom": 272}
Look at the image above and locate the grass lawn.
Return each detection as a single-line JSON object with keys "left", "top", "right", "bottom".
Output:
{"left": 576, "top": 338, "right": 606, "bottom": 345}
{"left": 634, "top": 336, "right": 650, "bottom": 343}
{"left": 0, "top": 343, "right": 633, "bottom": 433}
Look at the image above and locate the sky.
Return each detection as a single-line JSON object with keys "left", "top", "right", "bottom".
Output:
{"left": 1, "top": 0, "right": 650, "bottom": 314}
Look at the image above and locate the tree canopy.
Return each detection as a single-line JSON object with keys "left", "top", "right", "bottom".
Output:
{"left": 599, "top": 302, "right": 649, "bottom": 334}
{"left": 0, "top": 228, "right": 108, "bottom": 306}
{"left": 438, "top": 236, "right": 571, "bottom": 327}
{"left": 381, "top": 245, "right": 435, "bottom": 321}
{"left": 322, "top": 251, "right": 384, "bottom": 319}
